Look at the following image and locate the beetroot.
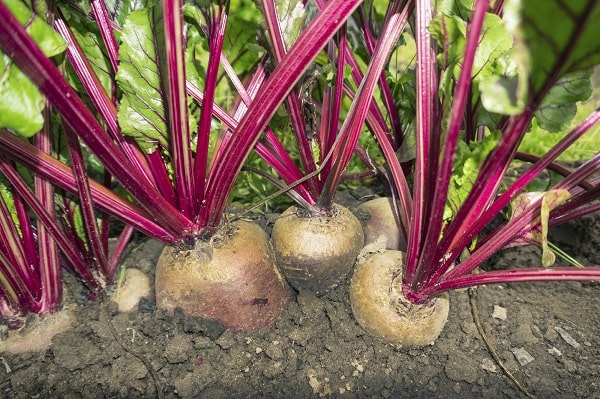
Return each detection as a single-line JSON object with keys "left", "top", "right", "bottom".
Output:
{"left": 271, "top": 204, "right": 364, "bottom": 296}
{"left": 350, "top": 250, "right": 449, "bottom": 346}
{"left": 155, "top": 221, "right": 288, "bottom": 330}
{"left": 358, "top": 197, "right": 407, "bottom": 251}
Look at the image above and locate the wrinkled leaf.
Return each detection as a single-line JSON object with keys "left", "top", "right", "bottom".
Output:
{"left": 0, "top": 181, "right": 20, "bottom": 231}
{"left": 472, "top": 15, "right": 513, "bottom": 80}
{"left": 444, "top": 130, "right": 501, "bottom": 220}
{"left": 534, "top": 69, "right": 592, "bottom": 132}
{"left": 116, "top": 8, "right": 167, "bottom": 153}
{"left": 509, "top": 189, "right": 571, "bottom": 266}
{"left": 223, "top": 14, "right": 264, "bottom": 76}
{"left": 64, "top": 19, "right": 113, "bottom": 97}
{"left": 182, "top": 13, "right": 207, "bottom": 91}
{"left": 434, "top": 0, "right": 473, "bottom": 17}
{"left": 504, "top": 0, "right": 600, "bottom": 97}
{"left": 103, "top": 0, "right": 149, "bottom": 27}
{"left": 429, "top": 14, "right": 465, "bottom": 97}
{"left": 430, "top": 11, "right": 526, "bottom": 116}
{"left": 475, "top": 14, "right": 526, "bottom": 116}
{"left": 0, "top": 62, "right": 46, "bottom": 137}
{"left": 0, "top": 0, "right": 67, "bottom": 137}
{"left": 519, "top": 106, "right": 600, "bottom": 163}
{"left": 478, "top": 53, "right": 525, "bottom": 115}
{"left": 276, "top": 0, "right": 306, "bottom": 50}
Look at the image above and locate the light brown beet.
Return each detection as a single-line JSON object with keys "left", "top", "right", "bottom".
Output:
{"left": 271, "top": 204, "right": 364, "bottom": 296}
{"left": 155, "top": 221, "right": 288, "bottom": 330}
{"left": 350, "top": 250, "right": 449, "bottom": 346}
{"left": 357, "top": 197, "right": 406, "bottom": 251}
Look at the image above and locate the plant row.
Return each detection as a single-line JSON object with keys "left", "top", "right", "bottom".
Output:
{"left": 0, "top": 0, "right": 599, "bottom": 345}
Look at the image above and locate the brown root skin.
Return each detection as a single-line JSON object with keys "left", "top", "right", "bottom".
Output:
{"left": 155, "top": 221, "right": 289, "bottom": 331}
{"left": 271, "top": 203, "right": 364, "bottom": 296}
{"left": 350, "top": 250, "right": 449, "bottom": 346}
{"left": 357, "top": 197, "right": 406, "bottom": 251}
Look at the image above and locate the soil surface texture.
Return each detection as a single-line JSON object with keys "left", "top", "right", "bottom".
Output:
{"left": 1, "top": 189, "right": 599, "bottom": 399}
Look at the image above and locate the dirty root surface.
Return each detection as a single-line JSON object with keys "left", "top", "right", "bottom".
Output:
{"left": 1, "top": 190, "right": 599, "bottom": 399}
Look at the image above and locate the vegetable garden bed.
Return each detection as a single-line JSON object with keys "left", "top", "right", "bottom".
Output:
{"left": 1, "top": 188, "right": 598, "bottom": 399}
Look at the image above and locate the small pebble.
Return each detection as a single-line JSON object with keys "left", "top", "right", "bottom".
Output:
{"left": 548, "top": 347, "right": 563, "bottom": 357}
{"left": 481, "top": 358, "right": 497, "bottom": 373}
{"left": 555, "top": 327, "right": 580, "bottom": 348}
{"left": 492, "top": 305, "right": 507, "bottom": 320}
{"left": 510, "top": 347, "right": 535, "bottom": 366}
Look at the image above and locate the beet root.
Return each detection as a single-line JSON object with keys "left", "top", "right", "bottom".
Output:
{"left": 271, "top": 204, "right": 364, "bottom": 296}
{"left": 357, "top": 197, "right": 406, "bottom": 251}
{"left": 350, "top": 250, "right": 449, "bottom": 346}
{"left": 155, "top": 221, "right": 288, "bottom": 331}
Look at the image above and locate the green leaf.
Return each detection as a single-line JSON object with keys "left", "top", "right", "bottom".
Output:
{"left": 475, "top": 15, "right": 527, "bottom": 115}
{"left": 477, "top": 53, "right": 525, "bottom": 115}
{"left": 116, "top": 7, "right": 168, "bottom": 153}
{"left": 434, "top": 0, "right": 473, "bottom": 17}
{"left": 508, "top": 189, "right": 571, "bottom": 266}
{"left": 345, "top": 1, "right": 387, "bottom": 62}
{"left": 524, "top": 168, "right": 563, "bottom": 193}
{"left": 519, "top": 86, "right": 600, "bottom": 163}
{"left": 472, "top": 15, "right": 513, "bottom": 78}
{"left": 0, "top": 62, "right": 45, "bottom": 137}
{"left": 103, "top": 0, "right": 149, "bottom": 27}
{"left": 64, "top": 19, "right": 113, "bottom": 97}
{"left": 389, "top": 67, "right": 417, "bottom": 151}
{"left": 0, "top": 180, "right": 20, "bottom": 231}
{"left": 276, "top": 0, "right": 306, "bottom": 50}
{"left": 4, "top": 0, "right": 67, "bottom": 57}
{"left": 231, "top": 0, "right": 263, "bottom": 23}
{"left": 0, "top": 0, "right": 67, "bottom": 137}
{"left": 429, "top": 14, "right": 465, "bottom": 97}
{"left": 444, "top": 130, "right": 501, "bottom": 220}
{"left": 181, "top": 11, "right": 207, "bottom": 90}
{"left": 223, "top": 15, "right": 265, "bottom": 77}
{"left": 430, "top": 12, "right": 527, "bottom": 116}
{"left": 534, "top": 69, "right": 592, "bottom": 132}
{"left": 503, "top": 0, "right": 600, "bottom": 98}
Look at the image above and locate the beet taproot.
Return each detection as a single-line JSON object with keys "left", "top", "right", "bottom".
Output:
{"left": 155, "top": 221, "right": 288, "bottom": 330}
{"left": 271, "top": 204, "right": 364, "bottom": 296}
{"left": 357, "top": 196, "right": 406, "bottom": 251}
{"left": 350, "top": 250, "right": 449, "bottom": 346}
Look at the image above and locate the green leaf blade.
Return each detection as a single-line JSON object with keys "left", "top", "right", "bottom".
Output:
{"left": 0, "top": 65, "right": 46, "bottom": 137}
{"left": 444, "top": 130, "right": 501, "bottom": 220}
{"left": 276, "top": 0, "right": 307, "bottom": 50}
{"left": 535, "top": 70, "right": 593, "bottom": 132}
{"left": 0, "top": 0, "right": 67, "bottom": 137}
{"left": 116, "top": 8, "right": 167, "bottom": 153}
{"left": 505, "top": 0, "right": 600, "bottom": 96}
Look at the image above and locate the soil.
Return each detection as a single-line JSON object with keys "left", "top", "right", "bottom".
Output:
{"left": 1, "top": 188, "right": 599, "bottom": 399}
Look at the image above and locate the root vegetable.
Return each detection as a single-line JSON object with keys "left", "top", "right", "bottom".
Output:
{"left": 271, "top": 204, "right": 364, "bottom": 296}
{"left": 350, "top": 250, "right": 449, "bottom": 346}
{"left": 357, "top": 197, "right": 406, "bottom": 251}
{"left": 155, "top": 221, "right": 288, "bottom": 331}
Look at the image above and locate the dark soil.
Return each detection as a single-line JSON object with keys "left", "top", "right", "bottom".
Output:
{"left": 1, "top": 189, "right": 599, "bottom": 399}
